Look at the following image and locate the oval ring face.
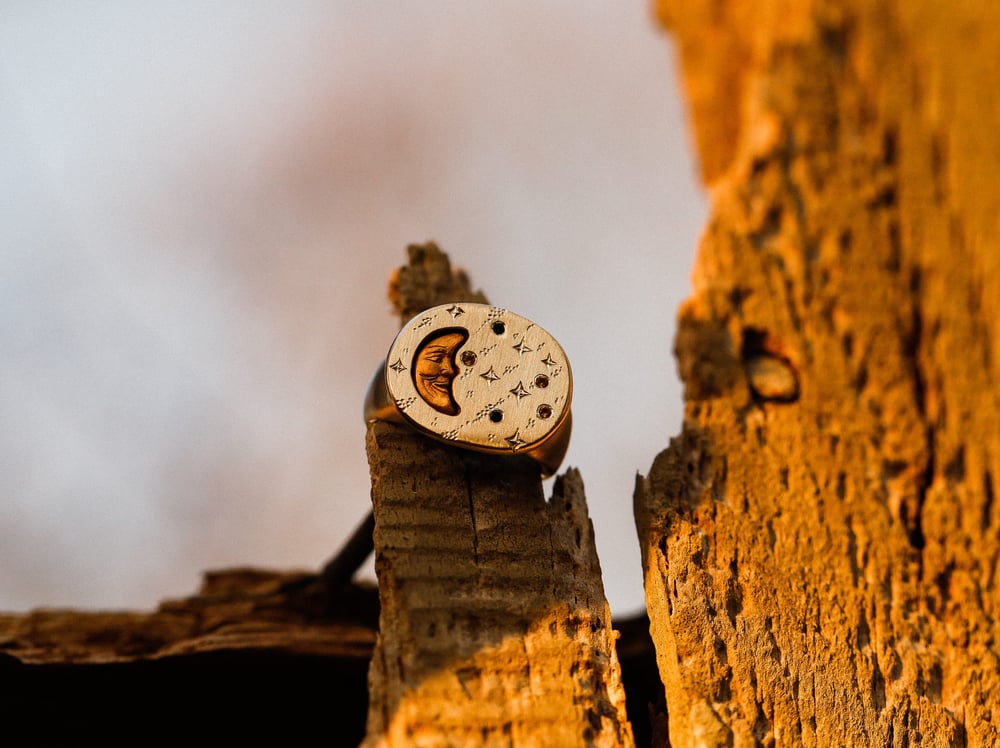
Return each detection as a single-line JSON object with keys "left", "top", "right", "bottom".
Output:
{"left": 384, "top": 303, "right": 571, "bottom": 454}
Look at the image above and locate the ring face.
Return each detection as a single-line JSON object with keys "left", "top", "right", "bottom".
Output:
{"left": 384, "top": 303, "right": 571, "bottom": 455}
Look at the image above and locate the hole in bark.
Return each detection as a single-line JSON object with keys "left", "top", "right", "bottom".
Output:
{"left": 741, "top": 327, "right": 769, "bottom": 359}
{"left": 725, "top": 585, "right": 742, "bottom": 624}
{"left": 944, "top": 446, "right": 966, "bottom": 482}
{"left": 930, "top": 133, "right": 948, "bottom": 202}
{"left": 887, "top": 220, "right": 901, "bottom": 272}
{"left": 857, "top": 609, "right": 871, "bottom": 649}
{"left": 933, "top": 563, "right": 955, "bottom": 609}
{"left": 839, "top": 228, "right": 853, "bottom": 253}
{"left": 728, "top": 286, "right": 752, "bottom": 311}
{"left": 883, "top": 128, "right": 898, "bottom": 166}
{"left": 842, "top": 331, "right": 854, "bottom": 358}
{"left": 983, "top": 471, "right": 995, "bottom": 530}
{"left": 818, "top": 17, "right": 852, "bottom": 61}
{"left": 749, "top": 206, "right": 783, "bottom": 247}
{"left": 871, "top": 663, "right": 887, "bottom": 712}
{"left": 868, "top": 185, "right": 897, "bottom": 210}
{"left": 745, "top": 356, "right": 799, "bottom": 402}
{"left": 854, "top": 363, "right": 868, "bottom": 393}
{"left": 882, "top": 459, "right": 908, "bottom": 479}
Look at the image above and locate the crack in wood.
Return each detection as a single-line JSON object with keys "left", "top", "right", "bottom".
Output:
{"left": 463, "top": 461, "right": 480, "bottom": 566}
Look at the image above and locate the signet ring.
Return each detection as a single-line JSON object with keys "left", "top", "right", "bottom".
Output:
{"left": 364, "top": 302, "right": 572, "bottom": 477}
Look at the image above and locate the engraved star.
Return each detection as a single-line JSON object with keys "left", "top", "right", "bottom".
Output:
{"left": 446, "top": 304, "right": 465, "bottom": 318}
{"left": 541, "top": 354, "right": 558, "bottom": 368}
{"left": 505, "top": 431, "right": 527, "bottom": 451}
{"left": 389, "top": 358, "right": 407, "bottom": 373}
{"left": 512, "top": 339, "right": 533, "bottom": 355}
{"left": 509, "top": 381, "right": 530, "bottom": 400}
{"left": 480, "top": 367, "right": 500, "bottom": 384}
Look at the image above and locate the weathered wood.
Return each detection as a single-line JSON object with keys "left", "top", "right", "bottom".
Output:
{"left": 387, "top": 242, "right": 489, "bottom": 323}
{"left": 0, "top": 566, "right": 659, "bottom": 742}
{"left": 0, "top": 569, "right": 379, "bottom": 741}
{"left": 0, "top": 569, "right": 378, "bottom": 664}
{"left": 638, "top": 1, "right": 1000, "bottom": 745}
{"left": 363, "top": 245, "right": 633, "bottom": 746}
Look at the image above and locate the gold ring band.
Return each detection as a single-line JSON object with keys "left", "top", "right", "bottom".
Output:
{"left": 364, "top": 302, "right": 572, "bottom": 478}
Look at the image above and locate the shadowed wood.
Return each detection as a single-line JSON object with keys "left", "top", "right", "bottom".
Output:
{"left": 0, "top": 569, "right": 379, "bottom": 742}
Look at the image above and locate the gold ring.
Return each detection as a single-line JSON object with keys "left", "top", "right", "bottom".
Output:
{"left": 364, "top": 302, "right": 572, "bottom": 477}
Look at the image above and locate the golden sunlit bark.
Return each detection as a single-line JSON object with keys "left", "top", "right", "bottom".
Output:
{"left": 637, "top": 1, "right": 1000, "bottom": 744}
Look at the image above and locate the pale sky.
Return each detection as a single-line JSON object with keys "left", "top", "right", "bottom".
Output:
{"left": 0, "top": 2, "right": 705, "bottom": 616}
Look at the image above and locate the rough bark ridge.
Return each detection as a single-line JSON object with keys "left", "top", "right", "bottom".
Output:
{"left": 637, "top": 1, "right": 1000, "bottom": 745}
{"left": 364, "top": 244, "right": 633, "bottom": 746}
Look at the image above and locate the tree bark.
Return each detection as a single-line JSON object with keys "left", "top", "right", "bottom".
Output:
{"left": 637, "top": 1, "right": 1000, "bottom": 745}
{"left": 363, "top": 245, "right": 634, "bottom": 747}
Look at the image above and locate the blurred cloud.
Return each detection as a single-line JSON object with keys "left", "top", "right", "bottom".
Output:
{"left": 0, "top": 2, "right": 704, "bottom": 614}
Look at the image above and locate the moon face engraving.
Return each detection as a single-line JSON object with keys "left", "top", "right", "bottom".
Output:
{"left": 384, "top": 303, "right": 572, "bottom": 454}
{"left": 412, "top": 329, "right": 466, "bottom": 415}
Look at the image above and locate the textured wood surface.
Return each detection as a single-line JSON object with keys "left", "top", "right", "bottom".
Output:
{"left": 0, "top": 569, "right": 377, "bottom": 664}
{"left": 363, "top": 245, "right": 633, "bottom": 746}
{"left": 638, "top": 1, "right": 1000, "bottom": 745}
{"left": 0, "top": 569, "right": 379, "bottom": 741}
